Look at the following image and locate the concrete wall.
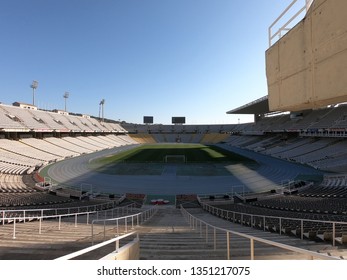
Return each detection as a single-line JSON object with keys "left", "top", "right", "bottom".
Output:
{"left": 266, "top": 0, "right": 347, "bottom": 112}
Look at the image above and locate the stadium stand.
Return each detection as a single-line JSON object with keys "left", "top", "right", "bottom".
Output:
{"left": 0, "top": 101, "right": 137, "bottom": 177}
{"left": 200, "top": 133, "right": 230, "bottom": 144}
{"left": 130, "top": 133, "right": 156, "bottom": 143}
{"left": 2, "top": 98, "right": 347, "bottom": 258}
{"left": 0, "top": 174, "right": 32, "bottom": 193}
{"left": 2, "top": 0, "right": 347, "bottom": 258}
{"left": 2, "top": 0, "right": 347, "bottom": 260}
{"left": 0, "top": 105, "right": 28, "bottom": 131}
{"left": 199, "top": 183, "right": 347, "bottom": 243}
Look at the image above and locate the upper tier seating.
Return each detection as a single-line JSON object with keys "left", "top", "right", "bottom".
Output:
{"left": 0, "top": 103, "right": 125, "bottom": 133}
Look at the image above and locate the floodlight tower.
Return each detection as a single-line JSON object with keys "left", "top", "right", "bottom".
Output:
{"left": 30, "top": 80, "right": 39, "bottom": 106}
{"left": 63, "top": 92, "right": 69, "bottom": 112}
{"left": 99, "top": 99, "right": 105, "bottom": 122}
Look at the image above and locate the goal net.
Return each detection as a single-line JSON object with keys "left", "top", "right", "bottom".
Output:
{"left": 164, "top": 155, "right": 186, "bottom": 163}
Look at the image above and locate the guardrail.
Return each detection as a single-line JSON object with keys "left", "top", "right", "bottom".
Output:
{"left": 199, "top": 200, "right": 347, "bottom": 247}
{"left": 180, "top": 205, "right": 339, "bottom": 260}
{"left": 0, "top": 203, "right": 139, "bottom": 240}
{"left": 55, "top": 206, "right": 158, "bottom": 259}
{"left": 55, "top": 231, "right": 139, "bottom": 260}
{"left": 0, "top": 199, "right": 121, "bottom": 223}
{"left": 91, "top": 206, "right": 157, "bottom": 244}
{"left": 268, "top": 0, "right": 314, "bottom": 46}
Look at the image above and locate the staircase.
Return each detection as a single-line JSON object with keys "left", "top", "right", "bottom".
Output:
{"left": 1, "top": 206, "right": 346, "bottom": 260}
{"left": 185, "top": 208, "right": 347, "bottom": 260}
{"left": 138, "top": 206, "right": 347, "bottom": 260}
{"left": 138, "top": 206, "right": 224, "bottom": 260}
{"left": 0, "top": 210, "right": 138, "bottom": 260}
{"left": 0, "top": 220, "right": 97, "bottom": 259}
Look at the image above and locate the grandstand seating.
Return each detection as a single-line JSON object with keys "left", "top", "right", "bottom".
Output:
{"left": 130, "top": 134, "right": 156, "bottom": 143}
{"left": 200, "top": 178, "right": 347, "bottom": 245}
{"left": 2, "top": 100, "right": 347, "bottom": 257}
{"left": 2, "top": 100, "right": 347, "bottom": 173}
{"left": 0, "top": 102, "right": 139, "bottom": 234}
{"left": 0, "top": 174, "right": 32, "bottom": 193}
{"left": 115, "top": 134, "right": 139, "bottom": 144}
{"left": 0, "top": 103, "right": 125, "bottom": 132}
{"left": 21, "top": 137, "right": 77, "bottom": 158}
{"left": 0, "top": 105, "right": 28, "bottom": 130}
{"left": 0, "top": 135, "right": 136, "bottom": 175}
{"left": 0, "top": 192, "right": 75, "bottom": 208}
{"left": 201, "top": 133, "right": 229, "bottom": 144}
{"left": 118, "top": 105, "right": 347, "bottom": 171}
{"left": 221, "top": 132, "right": 347, "bottom": 172}
{"left": 1, "top": 104, "right": 50, "bottom": 130}
{"left": 0, "top": 161, "right": 30, "bottom": 175}
{"left": 3, "top": 0, "right": 347, "bottom": 260}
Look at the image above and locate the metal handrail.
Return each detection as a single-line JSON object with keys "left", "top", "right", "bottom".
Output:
{"left": 199, "top": 200, "right": 347, "bottom": 247}
{"left": 268, "top": 0, "right": 314, "bottom": 46}
{"left": 91, "top": 206, "right": 157, "bottom": 244}
{"left": 0, "top": 203, "right": 138, "bottom": 239}
{"left": 56, "top": 206, "right": 158, "bottom": 259}
{"left": 180, "top": 205, "right": 339, "bottom": 260}
{"left": 55, "top": 231, "right": 139, "bottom": 260}
{"left": 0, "top": 199, "right": 120, "bottom": 218}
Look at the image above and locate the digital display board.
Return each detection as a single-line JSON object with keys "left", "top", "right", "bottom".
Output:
{"left": 143, "top": 116, "right": 154, "bottom": 124}
{"left": 172, "top": 117, "right": 186, "bottom": 124}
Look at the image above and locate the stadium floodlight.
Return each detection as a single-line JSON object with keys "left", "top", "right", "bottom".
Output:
{"left": 30, "top": 80, "right": 39, "bottom": 106}
{"left": 63, "top": 92, "right": 69, "bottom": 112}
{"left": 99, "top": 99, "right": 105, "bottom": 122}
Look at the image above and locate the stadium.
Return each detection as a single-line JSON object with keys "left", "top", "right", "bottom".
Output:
{"left": 1, "top": 0, "right": 347, "bottom": 261}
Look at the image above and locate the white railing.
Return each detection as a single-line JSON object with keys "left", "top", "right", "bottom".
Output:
{"left": 91, "top": 206, "right": 158, "bottom": 244}
{"left": 181, "top": 205, "right": 339, "bottom": 260}
{"left": 55, "top": 206, "right": 158, "bottom": 260}
{"left": 0, "top": 200, "right": 120, "bottom": 222}
{"left": 269, "top": 0, "right": 314, "bottom": 46}
{"left": 200, "top": 201, "right": 347, "bottom": 247}
{"left": 55, "top": 231, "right": 139, "bottom": 260}
{"left": 0, "top": 203, "right": 139, "bottom": 239}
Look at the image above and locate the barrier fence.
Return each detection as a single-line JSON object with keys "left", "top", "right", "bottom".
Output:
{"left": 180, "top": 205, "right": 339, "bottom": 260}
{"left": 0, "top": 203, "right": 140, "bottom": 240}
{"left": 268, "top": 0, "right": 314, "bottom": 46}
{"left": 56, "top": 206, "right": 158, "bottom": 259}
{"left": 199, "top": 200, "right": 347, "bottom": 247}
{"left": 0, "top": 200, "right": 120, "bottom": 224}
{"left": 91, "top": 206, "right": 158, "bottom": 244}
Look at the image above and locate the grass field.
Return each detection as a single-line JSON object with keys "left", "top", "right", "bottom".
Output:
{"left": 89, "top": 144, "right": 255, "bottom": 176}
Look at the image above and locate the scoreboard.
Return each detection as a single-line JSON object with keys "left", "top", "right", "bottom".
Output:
{"left": 172, "top": 117, "right": 186, "bottom": 124}
{"left": 143, "top": 116, "right": 154, "bottom": 124}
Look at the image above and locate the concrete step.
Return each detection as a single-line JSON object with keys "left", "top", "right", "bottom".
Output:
{"left": 0, "top": 216, "right": 121, "bottom": 259}
{"left": 137, "top": 206, "right": 219, "bottom": 260}
{"left": 1, "top": 205, "right": 346, "bottom": 260}
{"left": 136, "top": 207, "right": 317, "bottom": 260}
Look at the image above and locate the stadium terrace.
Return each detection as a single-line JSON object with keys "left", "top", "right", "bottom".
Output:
{"left": 1, "top": 0, "right": 347, "bottom": 261}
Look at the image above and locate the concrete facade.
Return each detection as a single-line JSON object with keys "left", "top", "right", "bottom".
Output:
{"left": 266, "top": 0, "right": 347, "bottom": 112}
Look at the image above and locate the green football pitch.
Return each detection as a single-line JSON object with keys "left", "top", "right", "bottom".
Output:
{"left": 89, "top": 144, "right": 255, "bottom": 176}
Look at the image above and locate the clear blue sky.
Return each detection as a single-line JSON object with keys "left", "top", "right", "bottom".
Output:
{"left": 0, "top": 0, "right": 307, "bottom": 124}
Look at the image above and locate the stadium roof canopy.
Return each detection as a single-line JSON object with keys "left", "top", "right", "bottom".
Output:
{"left": 226, "top": 95, "right": 273, "bottom": 115}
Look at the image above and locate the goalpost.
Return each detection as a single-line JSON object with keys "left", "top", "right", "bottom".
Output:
{"left": 164, "top": 155, "right": 186, "bottom": 163}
